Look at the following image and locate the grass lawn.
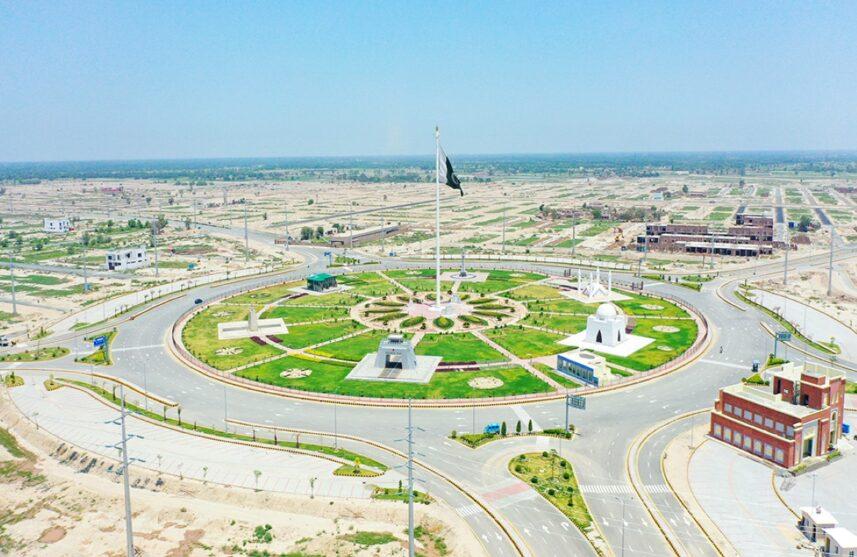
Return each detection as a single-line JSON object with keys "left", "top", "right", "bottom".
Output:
{"left": 0, "top": 346, "right": 69, "bottom": 363}
{"left": 281, "top": 292, "right": 361, "bottom": 306}
{"left": 509, "top": 452, "right": 592, "bottom": 531}
{"left": 384, "top": 269, "right": 454, "bottom": 293}
{"left": 414, "top": 333, "right": 507, "bottom": 362}
{"left": 227, "top": 280, "right": 303, "bottom": 305}
{"left": 275, "top": 320, "right": 365, "bottom": 349}
{"left": 239, "top": 360, "right": 551, "bottom": 399}
{"left": 526, "top": 297, "right": 597, "bottom": 314}
{"left": 182, "top": 304, "right": 283, "bottom": 369}
{"left": 614, "top": 292, "right": 689, "bottom": 318}
{"left": 522, "top": 313, "right": 587, "bottom": 334}
{"left": 534, "top": 363, "right": 582, "bottom": 389}
{"left": 506, "top": 284, "right": 561, "bottom": 300}
{"left": 483, "top": 327, "right": 566, "bottom": 359}
{"left": 596, "top": 317, "right": 698, "bottom": 371}
{"left": 308, "top": 330, "right": 404, "bottom": 361}
{"left": 458, "top": 269, "right": 545, "bottom": 295}
{"left": 263, "top": 305, "right": 350, "bottom": 323}
{"left": 336, "top": 272, "right": 401, "bottom": 297}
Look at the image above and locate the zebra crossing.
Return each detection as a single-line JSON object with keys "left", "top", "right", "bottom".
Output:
{"left": 455, "top": 503, "right": 482, "bottom": 518}
{"left": 579, "top": 484, "right": 671, "bottom": 495}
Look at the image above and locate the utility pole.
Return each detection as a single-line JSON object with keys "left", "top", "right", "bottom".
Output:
{"left": 243, "top": 205, "right": 249, "bottom": 263}
{"left": 223, "top": 384, "right": 229, "bottom": 433}
{"left": 8, "top": 253, "right": 16, "bottom": 315}
{"left": 349, "top": 203, "right": 354, "bottom": 251}
{"left": 827, "top": 225, "right": 835, "bottom": 296}
{"left": 783, "top": 228, "right": 790, "bottom": 285}
{"left": 284, "top": 205, "right": 290, "bottom": 252}
{"left": 380, "top": 216, "right": 386, "bottom": 255}
{"left": 571, "top": 213, "right": 577, "bottom": 257}
{"left": 619, "top": 496, "right": 626, "bottom": 557}
{"left": 106, "top": 386, "right": 141, "bottom": 557}
{"left": 406, "top": 399, "right": 416, "bottom": 557}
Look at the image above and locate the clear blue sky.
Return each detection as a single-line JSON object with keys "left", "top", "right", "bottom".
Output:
{"left": 1, "top": 1, "right": 856, "bottom": 162}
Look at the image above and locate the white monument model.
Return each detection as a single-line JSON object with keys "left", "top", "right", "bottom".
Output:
{"left": 585, "top": 303, "right": 626, "bottom": 347}
{"left": 217, "top": 305, "right": 289, "bottom": 340}
{"left": 559, "top": 302, "right": 654, "bottom": 356}
{"left": 579, "top": 268, "right": 612, "bottom": 301}
{"left": 346, "top": 333, "right": 441, "bottom": 383}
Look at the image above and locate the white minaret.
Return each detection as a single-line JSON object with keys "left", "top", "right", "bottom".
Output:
{"left": 608, "top": 270, "right": 612, "bottom": 293}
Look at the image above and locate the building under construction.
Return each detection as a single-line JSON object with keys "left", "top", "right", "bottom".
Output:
{"left": 636, "top": 214, "right": 776, "bottom": 257}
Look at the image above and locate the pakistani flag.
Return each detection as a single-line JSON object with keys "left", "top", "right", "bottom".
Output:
{"left": 438, "top": 144, "right": 463, "bottom": 196}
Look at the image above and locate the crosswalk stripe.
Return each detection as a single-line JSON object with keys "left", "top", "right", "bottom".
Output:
{"left": 578, "top": 484, "right": 670, "bottom": 495}
{"left": 455, "top": 504, "right": 482, "bottom": 518}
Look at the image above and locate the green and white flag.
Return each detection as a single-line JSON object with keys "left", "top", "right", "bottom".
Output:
{"left": 438, "top": 144, "right": 463, "bottom": 196}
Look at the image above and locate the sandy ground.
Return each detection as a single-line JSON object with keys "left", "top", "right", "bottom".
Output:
{"left": 757, "top": 257, "right": 857, "bottom": 328}
{"left": 0, "top": 394, "right": 485, "bottom": 557}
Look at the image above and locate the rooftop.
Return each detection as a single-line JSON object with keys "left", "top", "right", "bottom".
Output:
{"left": 771, "top": 361, "right": 845, "bottom": 383}
{"left": 824, "top": 527, "right": 857, "bottom": 549}
{"left": 722, "top": 382, "right": 815, "bottom": 419}
{"left": 307, "top": 273, "right": 334, "bottom": 282}
{"left": 799, "top": 506, "right": 838, "bottom": 526}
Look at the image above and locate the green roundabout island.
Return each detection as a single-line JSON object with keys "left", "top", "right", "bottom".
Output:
{"left": 179, "top": 268, "right": 702, "bottom": 400}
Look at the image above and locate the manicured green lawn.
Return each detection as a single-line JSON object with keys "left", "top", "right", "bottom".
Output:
{"left": 414, "top": 333, "right": 507, "bottom": 362}
{"left": 227, "top": 280, "right": 303, "bottom": 305}
{"left": 384, "top": 269, "right": 454, "bottom": 293}
{"left": 263, "top": 305, "right": 350, "bottom": 323}
{"left": 281, "top": 292, "right": 360, "bottom": 306}
{"left": 522, "top": 313, "right": 587, "bottom": 334}
{"left": 506, "top": 284, "right": 562, "bottom": 300}
{"left": 458, "top": 270, "right": 545, "bottom": 295}
{"left": 275, "top": 320, "right": 365, "bottom": 349}
{"left": 596, "top": 317, "right": 698, "bottom": 371}
{"left": 182, "top": 304, "right": 283, "bottom": 369}
{"left": 614, "top": 292, "right": 688, "bottom": 318}
{"left": 526, "top": 297, "right": 597, "bottom": 314}
{"left": 336, "top": 272, "right": 401, "bottom": 296}
{"left": 238, "top": 359, "right": 551, "bottom": 399}
{"left": 483, "top": 327, "right": 566, "bottom": 359}
{"left": 308, "top": 330, "right": 406, "bottom": 361}
{"left": 509, "top": 452, "right": 592, "bottom": 531}
{"left": 0, "top": 346, "right": 69, "bottom": 363}
{"left": 533, "top": 363, "right": 582, "bottom": 389}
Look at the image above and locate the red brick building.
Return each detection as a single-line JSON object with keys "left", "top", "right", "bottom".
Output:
{"left": 709, "top": 362, "right": 846, "bottom": 468}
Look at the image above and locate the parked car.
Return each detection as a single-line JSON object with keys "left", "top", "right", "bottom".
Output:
{"left": 194, "top": 298, "right": 203, "bottom": 305}
{"left": 483, "top": 423, "right": 501, "bottom": 435}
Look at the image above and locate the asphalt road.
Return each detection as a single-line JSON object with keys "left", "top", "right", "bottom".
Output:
{"left": 5, "top": 225, "right": 853, "bottom": 557}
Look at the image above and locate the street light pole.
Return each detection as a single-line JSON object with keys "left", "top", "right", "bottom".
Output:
{"left": 9, "top": 252, "right": 16, "bottom": 316}
{"left": 119, "top": 387, "right": 135, "bottom": 557}
{"left": 406, "top": 399, "right": 415, "bottom": 557}
{"left": 827, "top": 226, "right": 834, "bottom": 296}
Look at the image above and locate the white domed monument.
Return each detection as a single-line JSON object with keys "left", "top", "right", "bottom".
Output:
{"left": 585, "top": 303, "right": 627, "bottom": 347}
{"left": 559, "top": 302, "right": 654, "bottom": 357}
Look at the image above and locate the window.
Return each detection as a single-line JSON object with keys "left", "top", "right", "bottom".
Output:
{"left": 775, "top": 449, "right": 784, "bottom": 463}
{"left": 754, "top": 440, "right": 762, "bottom": 454}
{"left": 743, "top": 436, "right": 752, "bottom": 449}
{"left": 744, "top": 409, "right": 752, "bottom": 420}
{"left": 734, "top": 432, "right": 742, "bottom": 445}
{"left": 764, "top": 444, "right": 773, "bottom": 458}
{"left": 714, "top": 424, "right": 722, "bottom": 437}
{"left": 786, "top": 426, "right": 794, "bottom": 438}
{"left": 764, "top": 417, "right": 773, "bottom": 429}
{"left": 754, "top": 414, "right": 763, "bottom": 425}
{"left": 775, "top": 422, "right": 785, "bottom": 433}
{"left": 724, "top": 428, "right": 732, "bottom": 442}
{"left": 724, "top": 403, "right": 732, "bottom": 413}
{"left": 733, "top": 406, "right": 742, "bottom": 417}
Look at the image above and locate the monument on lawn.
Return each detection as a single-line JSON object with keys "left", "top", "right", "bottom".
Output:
{"left": 248, "top": 306, "right": 259, "bottom": 331}
{"left": 346, "top": 333, "right": 442, "bottom": 383}
{"left": 585, "top": 303, "right": 627, "bottom": 347}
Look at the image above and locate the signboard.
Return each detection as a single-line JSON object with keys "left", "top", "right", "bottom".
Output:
{"left": 323, "top": 251, "right": 332, "bottom": 257}
{"left": 776, "top": 331, "right": 792, "bottom": 342}
{"left": 93, "top": 335, "right": 107, "bottom": 348}
{"left": 566, "top": 394, "right": 586, "bottom": 410}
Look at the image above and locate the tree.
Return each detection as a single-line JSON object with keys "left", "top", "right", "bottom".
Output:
{"left": 528, "top": 419, "right": 533, "bottom": 433}
{"left": 798, "top": 215, "right": 812, "bottom": 232}
{"left": 501, "top": 421, "right": 507, "bottom": 437}
{"left": 300, "top": 226, "right": 313, "bottom": 240}
{"left": 307, "top": 198, "right": 314, "bottom": 205}
{"left": 315, "top": 225, "right": 324, "bottom": 238}
{"left": 156, "top": 214, "right": 168, "bottom": 231}
{"left": 516, "top": 420, "right": 522, "bottom": 435}
{"left": 184, "top": 217, "right": 191, "bottom": 230}
{"left": 682, "top": 184, "right": 689, "bottom": 194}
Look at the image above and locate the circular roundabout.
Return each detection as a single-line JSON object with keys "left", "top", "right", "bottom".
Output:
{"left": 177, "top": 269, "right": 703, "bottom": 402}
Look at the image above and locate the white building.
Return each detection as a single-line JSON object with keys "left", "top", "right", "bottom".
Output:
{"left": 823, "top": 527, "right": 857, "bottom": 556}
{"left": 557, "top": 349, "right": 609, "bottom": 385}
{"left": 799, "top": 506, "right": 838, "bottom": 543}
{"left": 106, "top": 247, "right": 149, "bottom": 271}
{"left": 585, "top": 303, "right": 627, "bottom": 347}
{"left": 43, "top": 218, "right": 70, "bottom": 233}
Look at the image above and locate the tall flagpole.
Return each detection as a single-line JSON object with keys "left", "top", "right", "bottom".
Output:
{"left": 435, "top": 126, "right": 441, "bottom": 309}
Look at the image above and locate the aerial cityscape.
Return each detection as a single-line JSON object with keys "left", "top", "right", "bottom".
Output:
{"left": 1, "top": 3, "right": 856, "bottom": 557}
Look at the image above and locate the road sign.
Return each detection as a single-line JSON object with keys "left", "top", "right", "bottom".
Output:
{"left": 93, "top": 335, "right": 107, "bottom": 348}
{"left": 567, "top": 394, "right": 586, "bottom": 410}
{"left": 323, "top": 251, "right": 331, "bottom": 257}
{"left": 776, "top": 331, "right": 792, "bottom": 342}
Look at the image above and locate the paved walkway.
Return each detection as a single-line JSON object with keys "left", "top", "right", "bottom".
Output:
{"left": 689, "top": 441, "right": 805, "bottom": 557}
{"left": 9, "top": 379, "right": 389, "bottom": 499}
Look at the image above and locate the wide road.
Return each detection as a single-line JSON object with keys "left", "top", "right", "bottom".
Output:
{"left": 5, "top": 228, "right": 852, "bottom": 556}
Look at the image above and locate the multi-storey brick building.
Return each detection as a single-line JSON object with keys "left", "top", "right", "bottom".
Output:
{"left": 709, "top": 362, "right": 846, "bottom": 468}
{"left": 637, "top": 213, "right": 775, "bottom": 256}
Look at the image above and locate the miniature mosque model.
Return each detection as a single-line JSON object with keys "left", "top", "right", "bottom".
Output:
{"left": 346, "top": 333, "right": 442, "bottom": 383}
